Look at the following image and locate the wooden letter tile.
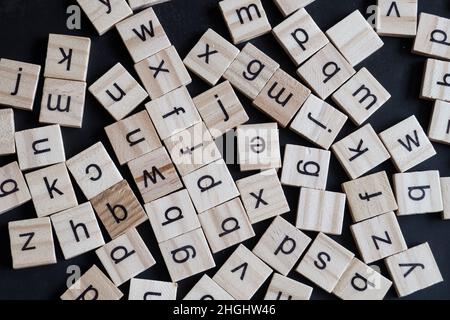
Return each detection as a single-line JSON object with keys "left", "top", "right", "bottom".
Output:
{"left": 0, "top": 109, "right": 15, "bottom": 155}
{"left": 428, "top": 100, "right": 450, "bottom": 145}
{"left": 129, "top": 278, "right": 177, "bottom": 300}
{"left": 413, "top": 13, "right": 450, "bottom": 60}
{"left": 128, "top": 0, "right": 171, "bottom": 11}
{"left": 0, "top": 162, "right": 31, "bottom": 215}
{"left": 421, "top": 58, "right": 450, "bottom": 102}
{"left": 442, "top": 177, "right": 450, "bottom": 220}
{"left": 264, "top": 273, "right": 313, "bottom": 300}
{"left": 184, "top": 274, "right": 234, "bottom": 300}
{"left": 274, "top": 0, "right": 316, "bottom": 16}
{"left": 377, "top": 0, "right": 418, "bottom": 37}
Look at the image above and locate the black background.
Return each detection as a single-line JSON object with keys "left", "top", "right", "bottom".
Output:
{"left": 0, "top": 0, "right": 449, "bottom": 300}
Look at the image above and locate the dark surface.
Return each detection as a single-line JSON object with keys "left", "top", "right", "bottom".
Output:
{"left": 0, "top": 0, "right": 449, "bottom": 300}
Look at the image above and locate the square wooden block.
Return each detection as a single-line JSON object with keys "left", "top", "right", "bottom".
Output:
{"left": 253, "top": 68, "right": 311, "bottom": 128}
{"left": 264, "top": 273, "right": 313, "bottom": 300}
{"left": 66, "top": 142, "right": 123, "bottom": 200}
{"left": 442, "top": 177, "right": 450, "bottom": 220}
{"left": 40, "top": 78, "right": 86, "bottom": 128}
{"left": 25, "top": 163, "right": 78, "bottom": 217}
{"left": 342, "top": 171, "right": 398, "bottom": 222}
{"left": 394, "top": 170, "right": 443, "bottom": 216}
{"left": 0, "top": 162, "right": 31, "bottom": 215}
{"left": 413, "top": 13, "right": 450, "bottom": 60}
{"left": 236, "top": 169, "right": 289, "bottom": 224}
{"left": 128, "top": 0, "right": 171, "bottom": 11}
{"left": 135, "top": 46, "right": 191, "bottom": 99}
{"left": 326, "top": 10, "right": 384, "bottom": 66}
{"left": 77, "top": 0, "right": 132, "bottom": 35}
{"left": 332, "top": 68, "right": 391, "bottom": 125}
{"left": 159, "top": 228, "right": 215, "bottom": 282}
{"left": 91, "top": 180, "right": 148, "bottom": 239}
{"left": 0, "top": 109, "right": 15, "bottom": 155}
{"left": 219, "top": 0, "right": 271, "bottom": 44}
{"left": 333, "top": 258, "right": 392, "bottom": 300}
{"left": 253, "top": 216, "right": 311, "bottom": 275}
{"left": 15, "top": 124, "right": 66, "bottom": 171}
{"left": 0, "top": 58, "right": 41, "bottom": 111}
{"left": 290, "top": 94, "right": 347, "bottom": 149}
{"left": 385, "top": 243, "right": 443, "bottom": 297}
{"left": 183, "top": 274, "right": 234, "bottom": 300}
{"left": 89, "top": 63, "right": 148, "bottom": 121}
{"left": 213, "top": 244, "right": 273, "bottom": 300}
{"left": 377, "top": 0, "right": 418, "bottom": 37}
{"left": 129, "top": 278, "right": 177, "bottom": 300}
{"left": 127, "top": 146, "right": 183, "bottom": 203}
{"left": 297, "top": 43, "right": 355, "bottom": 100}
{"left": 379, "top": 115, "right": 436, "bottom": 172}
{"left": 9, "top": 217, "right": 56, "bottom": 269}
{"left": 296, "top": 233, "right": 354, "bottom": 293}
{"left": 274, "top": 0, "right": 316, "bottom": 16}
{"left": 280, "top": 144, "right": 330, "bottom": 190}
{"left": 350, "top": 211, "right": 407, "bottom": 264}
{"left": 224, "top": 43, "right": 279, "bottom": 100}
{"left": 51, "top": 202, "right": 105, "bottom": 260}
{"left": 96, "top": 228, "right": 156, "bottom": 286}
{"left": 421, "top": 58, "right": 450, "bottom": 102}
{"left": 164, "top": 122, "right": 222, "bottom": 176}
{"left": 144, "top": 189, "right": 200, "bottom": 243}
{"left": 182, "top": 159, "right": 239, "bottom": 213}
{"left": 184, "top": 28, "right": 240, "bottom": 86}
{"left": 429, "top": 100, "right": 450, "bottom": 145}
{"left": 193, "top": 81, "right": 248, "bottom": 139}
{"left": 332, "top": 124, "right": 390, "bottom": 179}
{"left": 44, "top": 34, "right": 91, "bottom": 82}
{"left": 297, "top": 188, "right": 346, "bottom": 235}
{"left": 105, "top": 110, "right": 161, "bottom": 165}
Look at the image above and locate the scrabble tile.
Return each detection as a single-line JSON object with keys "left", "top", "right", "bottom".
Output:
{"left": 89, "top": 63, "right": 148, "bottom": 121}
{"left": 116, "top": 7, "right": 170, "bottom": 63}
{"left": 253, "top": 68, "right": 311, "bottom": 128}
{"left": 0, "top": 162, "right": 31, "bottom": 215}
{"left": 91, "top": 180, "right": 148, "bottom": 239}
{"left": 61, "top": 265, "right": 123, "bottom": 300}
{"left": 77, "top": 0, "right": 132, "bottom": 36}
{"left": 51, "top": 202, "right": 105, "bottom": 259}
{"left": 442, "top": 177, "right": 450, "bottom": 220}
{"left": 429, "top": 100, "right": 450, "bottom": 145}
{"left": 394, "top": 171, "right": 443, "bottom": 216}
{"left": 25, "top": 163, "right": 78, "bottom": 217}
{"left": 199, "top": 198, "right": 255, "bottom": 253}
{"left": 164, "top": 122, "right": 222, "bottom": 176}
{"left": 280, "top": 144, "right": 330, "bottom": 190}
{"left": 0, "top": 58, "right": 41, "bottom": 111}
{"left": 66, "top": 142, "right": 123, "bottom": 200}
{"left": 376, "top": 0, "right": 418, "bottom": 37}
{"left": 184, "top": 274, "right": 234, "bottom": 300}
{"left": 274, "top": 0, "right": 316, "bottom": 16}
{"left": 413, "top": 13, "right": 450, "bottom": 60}
{"left": 379, "top": 115, "right": 436, "bottom": 172}
{"left": 145, "top": 86, "right": 201, "bottom": 140}
{"left": 297, "top": 43, "right": 355, "bottom": 100}
{"left": 296, "top": 233, "right": 354, "bottom": 293}
{"left": 342, "top": 171, "right": 398, "bottom": 222}
{"left": 144, "top": 189, "right": 200, "bottom": 243}
{"left": 332, "top": 68, "right": 391, "bottom": 125}
{"left": 193, "top": 81, "right": 248, "bottom": 139}
{"left": 332, "top": 124, "right": 390, "bottom": 179}
{"left": 236, "top": 123, "right": 282, "bottom": 171}
{"left": 213, "top": 244, "right": 273, "bottom": 300}
{"left": 96, "top": 228, "right": 155, "bottom": 286}
{"left": 422, "top": 59, "right": 450, "bottom": 102}
{"left": 385, "top": 243, "right": 443, "bottom": 297}
{"left": 0, "top": 108, "right": 15, "bottom": 155}
{"left": 184, "top": 28, "right": 240, "bottom": 86}
{"left": 39, "top": 78, "right": 86, "bottom": 128}
{"left": 273, "top": 8, "right": 328, "bottom": 66}
{"left": 333, "top": 258, "right": 392, "bottom": 300}
{"left": 264, "top": 273, "right": 313, "bottom": 300}
{"left": 159, "top": 228, "right": 215, "bottom": 282}
{"left": 15, "top": 124, "right": 66, "bottom": 171}
{"left": 296, "top": 188, "right": 346, "bottom": 235}
{"left": 128, "top": 0, "right": 171, "bottom": 11}
{"left": 236, "top": 169, "right": 289, "bottom": 224}
{"left": 135, "top": 46, "right": 191, "bottom": 99}
{"left": 219, "top": 0, "right": 271, "bottom": 44}
{"left": 105, "top": 110, "right": 161, "bottom": 165}
{"left": 8, "top": 217, "right": 56, "bottom": 269}
{"left": 253, "top": 216, "right": 311, "bottom": 275}
{"left": 326, "top": 10, "right": 384, "bottom": 66}
{"left": 127, "top": 146, "right": 183, "bottom": 203}
{"left": 224, "top": 43, "right": 280, "bottom": 100}
{"left": 129, "top": 278, "right": 177, "bottom": 300}
{"left": 290, "top": 94, "right": 347, "bottom": 149}
{"left": 182, "top": 159, "right": 239, "bottom": 213}
{"left": 44, "top": 34, "right": 91, "bottom": 82}
{"left": 350, "top": 212, "right": 407, "bottom": 263}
